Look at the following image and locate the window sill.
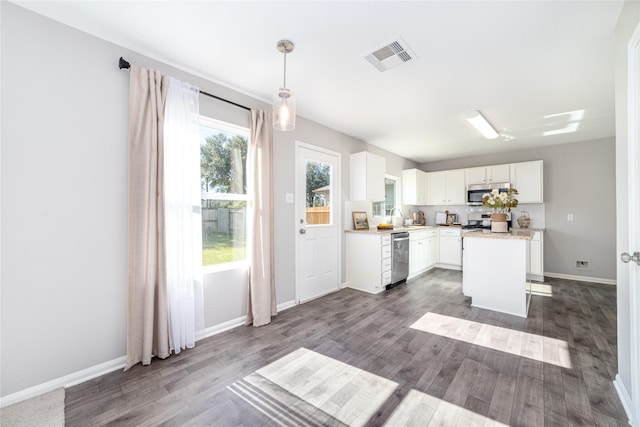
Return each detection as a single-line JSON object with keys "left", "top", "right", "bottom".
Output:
{"left": 203, "top": 261, "right": 248, "bottom": 275}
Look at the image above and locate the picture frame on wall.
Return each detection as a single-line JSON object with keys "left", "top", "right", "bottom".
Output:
{"left": 352, "top": 211, "right": 369, "bottom": 230}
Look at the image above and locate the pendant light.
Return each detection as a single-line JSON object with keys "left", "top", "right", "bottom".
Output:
{"left": 273, "top": 40, "right": 296, "bottom": 131}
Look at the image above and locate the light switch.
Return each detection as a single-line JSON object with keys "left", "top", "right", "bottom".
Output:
{"left": 285, "top": 193, "right": 294, "bottom": 204}
{"left": 567, "top": 213, "right": 574, "bottom": 221}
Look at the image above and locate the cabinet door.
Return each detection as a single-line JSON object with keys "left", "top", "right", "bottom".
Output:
{"left": 439, "top": 237, "right": 461, "bottom": 265}
{"left": 428, "top": 171, "right": 447, "bottom": 205}
{"left": 530, "top": 232, "right": 543, "bottom": 275}
{"left": 409, "top": 239, "right": 420, "bottom": 276}
{"left": 487, "top": 164, "right": 510, "bottom": 183}
{"left": 426, "top": 237, "right": 439, "bottom": 267}
{"left": 446, "top": 169, "right": 466, "bottom": 204}
{"left": 510, "top": 161, "right": 543, "bottom": 203}
{"left": 465, "top": 167, "right": 487, "bottom": 185}
{"left": 350, "top": 152, "right": 385, "bottom": 201}
{"left": 417, "top": 170, "right": 429, "bottom": 205}
{"left": 402, "top": 169, "right": 417, "bottom": 205}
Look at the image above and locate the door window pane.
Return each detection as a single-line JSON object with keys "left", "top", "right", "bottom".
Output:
{"left": 306, "top": 160, "right": 331, "bottom": 225}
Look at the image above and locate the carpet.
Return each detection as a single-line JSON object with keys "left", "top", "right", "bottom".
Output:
{"left": 0, "top": 388, "right": 65, "bottom": 427}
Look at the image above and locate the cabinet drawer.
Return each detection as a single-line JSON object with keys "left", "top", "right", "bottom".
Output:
{"left": 381, "top": 235, "right": 391, "bottom": 245}
{"left": 381, "top": 257, "right": 392, "bottom": 272}
{"left": 426, "top": 229, "right": 438, "bottom": 238}
{"left": 412, "top": 231, "right": 427, "bottom": 240}
{"left": 439, "top": 228, "right": 461, "bottom": 237}
{"left": 381, "top": 245, "right": 391, "bottom": 259}
{"left": 382, "top": 271, "right": 392, "bottom": 286}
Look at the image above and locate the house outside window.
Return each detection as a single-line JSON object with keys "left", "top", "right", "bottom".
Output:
{"left": 200, "top": 117, "right": 249, "bottom": 268}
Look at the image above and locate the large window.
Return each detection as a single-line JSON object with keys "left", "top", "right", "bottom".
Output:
{"left": 200, "top": 117, "right": 248, "bottom": 267}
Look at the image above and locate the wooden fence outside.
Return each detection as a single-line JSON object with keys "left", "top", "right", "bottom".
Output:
{"left": 202, "top": 208, "right": 245, "bottom": 235}
{"left": 306, "top": 206, "right": 330, "bottom": 225}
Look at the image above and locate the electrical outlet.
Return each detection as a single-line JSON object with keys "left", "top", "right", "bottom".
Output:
{"left": 567, "top": 213, "right": 574, "bottom": 221}
{"left": 576, "top": 260, "right": 590, "bottom": 270}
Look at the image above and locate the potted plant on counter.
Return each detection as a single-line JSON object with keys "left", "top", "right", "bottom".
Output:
{"left": 482, "top": 188, "right": 519, "bottom": 232}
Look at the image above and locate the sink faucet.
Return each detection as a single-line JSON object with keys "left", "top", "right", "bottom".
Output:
{"left": 389, "top": 207, "right": 403, "bottom": 217}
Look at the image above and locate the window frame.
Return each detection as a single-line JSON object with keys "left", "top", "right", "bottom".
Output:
{"left": 199, "top": 116, "right": 250, "bottom": 274}
{"left": 372, "top": 174, "right": 402, "bottom": 218}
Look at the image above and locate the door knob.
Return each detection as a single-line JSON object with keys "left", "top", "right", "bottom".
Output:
{"left": 621, "top": 251, "right": 640, "bottom": 265}
{"left": 299, "top": 228, "right": 306, "bottom": 234}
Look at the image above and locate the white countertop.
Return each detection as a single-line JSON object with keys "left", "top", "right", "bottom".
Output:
{"left": 461, "top": 228, "right": 544, "bottom": 240}
{"left": 344, "top": 225, "right": 439, "bottom": 235}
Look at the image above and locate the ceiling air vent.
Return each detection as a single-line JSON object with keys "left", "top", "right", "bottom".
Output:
{"left": 365, "top": 37, "right": 416, "bottom": 72}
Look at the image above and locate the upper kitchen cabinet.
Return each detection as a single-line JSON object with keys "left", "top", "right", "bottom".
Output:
{"left": 427, "top": 169, "right": 466, "bottom": 205}
{"left": 402, "top": 169, "right": 428, "bottom": 205}
{"left": 510, "top": 160, "right": 543, "bottom": 203}
{"left": 350, "top": 151, "right": 385, "bottom": 201}
{"left": 465, "top": 164, "right": 510, "bottom": 185}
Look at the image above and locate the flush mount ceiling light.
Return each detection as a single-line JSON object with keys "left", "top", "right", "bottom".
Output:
{"left": 273, "top": 39, "right": 295, "bottom": 131}
{"left": 465, "top": 110, "right": 499, "bottom": 140}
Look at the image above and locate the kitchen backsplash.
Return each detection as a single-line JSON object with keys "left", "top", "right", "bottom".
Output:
{"left": 414, "top": 204, "right": 546, "bottom": 229}
{"left": 344, "top": 201, "right": 545, "bottom": 230}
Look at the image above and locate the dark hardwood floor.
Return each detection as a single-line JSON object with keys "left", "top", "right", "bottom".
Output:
{"left": 65, "top": 269, "right": 628, "bottom": 426}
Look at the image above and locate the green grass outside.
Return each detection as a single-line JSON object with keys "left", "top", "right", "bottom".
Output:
{"left": 202, "top": 232, "right": 246, "bottom": 266}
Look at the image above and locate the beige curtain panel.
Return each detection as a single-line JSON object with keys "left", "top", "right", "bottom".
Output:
{"left": 125, "top": 67, "right": 171, "bottom": 370}
{"left": 247, "top": 110, "right": 277, "bottom": 326}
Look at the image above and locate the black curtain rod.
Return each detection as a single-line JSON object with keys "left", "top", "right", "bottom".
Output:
{"left": 118, "top": 57, "right": 251, "bottom": 112}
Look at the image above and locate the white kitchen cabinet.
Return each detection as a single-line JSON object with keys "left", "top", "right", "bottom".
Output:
{"left": 510, "top": 160, "right": 543, "bottom": 203}
{"left": 350, "top": 151, "right": 385, "bottom": 201}
{"left": 409, "top": 231, "right": 426, "bottom": 278}
{"left": 428, "top": 169, "right": 466, "bottom": 205}
{"left": 526, "top": 230, "right": 544, "bottom": 282}
{"left": 346, "top": 232, "right": 391, "bottom": 294}
{"left": 438, "top": 227, "right": 462, "bottom": 268}
{"left": 465, "top": 164, "right": 510, "bottom": 185}
{"left": 402, "top": 169, "right": 428, "bottom": 205}
{"left": 426, "top": 229, "right": 439, "bottom": 267}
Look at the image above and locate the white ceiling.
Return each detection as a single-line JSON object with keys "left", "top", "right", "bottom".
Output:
{"left": 14, "top": 0, "right": 624, "bottom": 163}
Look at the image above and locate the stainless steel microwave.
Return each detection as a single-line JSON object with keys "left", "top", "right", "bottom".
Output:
{"left": 466, "top": 182, "right": 511, "bottom": 206}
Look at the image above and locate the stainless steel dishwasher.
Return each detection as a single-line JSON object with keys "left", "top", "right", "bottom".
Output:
{"left": 388, "top": 232, "right": 410, "bottom": 289}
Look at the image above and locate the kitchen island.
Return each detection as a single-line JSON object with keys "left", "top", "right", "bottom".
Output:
{"left": 462, "top": 229, "right": 537, "bottom": 318}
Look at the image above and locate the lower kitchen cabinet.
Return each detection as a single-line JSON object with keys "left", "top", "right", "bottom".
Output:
{"left": 438, "top": 227, "right": 462, "bottom": 269}
{"left": 426, "top": 229, "right": 439, "bottom": 267}
{"left": 409, "top": 231, "right": 428, "bottom": 278}
{"left": 346, "top": 232, "right": 391, "bottom": 294}
{"left": 526, "top": 230, "right": 544, "bottom": 281}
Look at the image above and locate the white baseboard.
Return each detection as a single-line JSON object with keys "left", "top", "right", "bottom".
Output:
{"left": 434, "top": 263, "right": 462, "bottom": 271}
{"left": 544, "top": 272, "right": 617, "bottom": 286}
{"left": 0, "top": 356, "right": 127, "bottom": 408}
{"left": 613, "top": 374, "right": 634, "bottom": 425}
{"left": 277, "top": 299, "right": 297, "bottom": 312}
{"left": 1, "top": 299, "right": 299, "bottom": 409}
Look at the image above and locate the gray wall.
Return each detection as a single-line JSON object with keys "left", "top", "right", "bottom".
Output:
{"left": 614, "top": 0, "right": 640, "bottom": 408}
{"left": 420, "top": 138, "right": 616, "bottom": 281}
{"left": 0, "top": 2, "right": 415, "bottom": 398}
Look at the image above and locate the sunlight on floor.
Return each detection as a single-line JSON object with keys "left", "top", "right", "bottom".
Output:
{"left": 410, "top": 312, "right": 572, "bottom": 368}
{"left": 387, "top": 389, "right": 509, "bottom": 426}
{"left": 530, "top": 282, "right": 553, "bottom": 297}
{"left": 229, "top": 347, "right": 511, "bottom": 426}
{"left": 229, "top": 348, "right": 398, "bottom": 427}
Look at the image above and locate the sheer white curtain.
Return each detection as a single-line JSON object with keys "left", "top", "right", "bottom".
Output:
{"left": 164, "top": 77, "right": 204, "bottom": 353}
